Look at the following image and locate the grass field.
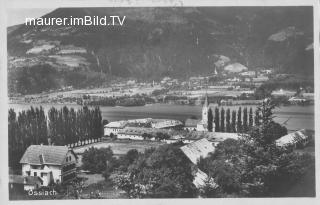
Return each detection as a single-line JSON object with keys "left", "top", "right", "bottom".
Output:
{"left": 74, "top": 139, "right": 165, "bottom": 155}
{"left": 74, "top": 139, "right": 165, "bottom": 167}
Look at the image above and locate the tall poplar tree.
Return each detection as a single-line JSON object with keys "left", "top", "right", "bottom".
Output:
{"left": 220, "top": 108, "right": 225, "bottom": 132}
{"left": 226, "top": 108, "right": 231, "bottom": 132}
{"left": 249, "top": 107, "right": 253, "bottom": 128}
{"left": 207, "top": 108, "right": 213, "bottom": 132}
{"left": 231, "top": 110, "right": 237, "bottom": 133}
{"left": 214, "top": 107, "right": 220, "bottom": 132}
{"left": 237, "top": 107, "right": 242, "bottom": 133}
{"left": 243, "top": 107, "right": 248, "bottom": 132}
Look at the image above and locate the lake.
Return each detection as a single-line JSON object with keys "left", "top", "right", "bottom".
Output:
{"left": 9, "top": 103, "right": 314, "bottom": 132}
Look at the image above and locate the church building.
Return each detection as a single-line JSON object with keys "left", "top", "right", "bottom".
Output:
{"left": 184, "top": 94, "right": 215, "bottom": 132}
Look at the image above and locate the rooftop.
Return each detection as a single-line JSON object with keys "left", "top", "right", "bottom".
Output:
{"left": 180, "top": 138, "right": 215, "bottom": 164}
{"left": 20, "top": 145, "right": 76, "bottom": 165}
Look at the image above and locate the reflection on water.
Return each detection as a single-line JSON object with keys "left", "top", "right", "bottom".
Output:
{"left": 9, "top": 103, "right": 314, "bottom": 131}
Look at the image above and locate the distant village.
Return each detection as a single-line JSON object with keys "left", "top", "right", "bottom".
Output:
{"left": 10, "top": 63, "right": 314, "bottom": 107}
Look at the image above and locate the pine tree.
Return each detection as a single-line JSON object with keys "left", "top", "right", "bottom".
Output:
{"left": 207, "top": 108, "right": 213, "bottom": 132}
{"left": 226, "top": 108, "right": 231, "bottom": 132}
{"left": 237, "top": 107, "right": 242, "bottom": 133}
{"left": 214, "top": 107, "right": 220, "bottom": 132}
{"left": 220, "top": 108, "right": 225, "bottom": 132}
{"left": 231, "top": 110, "right": 236, "bottom": 133}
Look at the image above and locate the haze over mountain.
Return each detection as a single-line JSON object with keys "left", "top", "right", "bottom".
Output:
{"left": 7, "top": 7, "right": 313, "bottom": 94}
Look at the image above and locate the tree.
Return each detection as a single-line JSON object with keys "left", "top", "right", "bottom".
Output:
{"left": 82, "top": 147, "right": 115, "bottom": 173}
{"left": 155, "top": 132, "right": 170, "bottom": 141}
{"left": 207, "top": 108, "right": 213, "bottom": 132}
{"left": 112, "top": 144, "right": 198, "bottom": 198}
{"left": 254, "top": 109, "right": 260, "bottom": 126}
{"left": 243, "top": 107, "right": 248, "bottom": 132}
{"left": 226, "top": 109, "right": 231, "bottom": 132}
{"left": 237, "top": 107, "right": 242, "bottom": 133}
{"left": 220, "top": 108, "right": 225, "bottom": 132}
{"left": 249, "top": 98, "right": 286, "bottom": 146}
{"left": 214, "top": 108, "right": 220, "bottom": 132}
{"left": 249, "top": 107, "right": 253, "bottom": 128}
{"left": 231, "top": 110, "right": 237, "bottom": 133}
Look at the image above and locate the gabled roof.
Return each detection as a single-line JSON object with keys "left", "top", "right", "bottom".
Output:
{"left": 180, "top": 138, "right": 215, "bottom": 164}
{"left": 193, "top": 169, "right": 218, "bottom": 189}
{"left": 20, "top": 145, "right": 77, "bottom": 165}
{"left": 276, "top": 129, "right": 310, "bottom": 147}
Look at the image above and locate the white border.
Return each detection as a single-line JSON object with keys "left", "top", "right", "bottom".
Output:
{"left": 0, "top": 1, "right": 319, "bottom": 205}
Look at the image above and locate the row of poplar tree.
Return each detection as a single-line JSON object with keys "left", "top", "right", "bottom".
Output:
{"left": 8, "top": 106, "right": 103, "bottom": 168}
{"left": 207, "top": 107, "right": 259, "bottom": 133}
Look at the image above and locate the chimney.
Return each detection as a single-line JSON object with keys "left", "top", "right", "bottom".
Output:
{"left": 39, "top": 154, "right": 45, "bottom": 164}
{"left": 47, "top": 138, "right": 52, "bottom": 146}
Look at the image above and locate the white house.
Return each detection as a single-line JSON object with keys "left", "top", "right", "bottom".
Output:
{"left": 104, "top": 121, "right": 128, "bottom": 136}
{"left": 20, "top": 145, "right": 78, "bottom": 187}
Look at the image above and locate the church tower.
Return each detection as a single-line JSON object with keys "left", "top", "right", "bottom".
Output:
{"left": 202, "top": 93, "right": 209, "bottom": 124}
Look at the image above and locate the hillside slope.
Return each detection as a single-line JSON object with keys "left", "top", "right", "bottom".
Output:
{"left": 7, "top": 7, "right": 314, "bottom": 94}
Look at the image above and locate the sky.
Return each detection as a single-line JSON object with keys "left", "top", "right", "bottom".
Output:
{"left": 7, "top": 8, "right": 55, "bottom": 27}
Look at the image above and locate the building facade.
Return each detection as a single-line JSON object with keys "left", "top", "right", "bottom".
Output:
{"left": 20, "top": 145, "right": 78, "bottom": 187}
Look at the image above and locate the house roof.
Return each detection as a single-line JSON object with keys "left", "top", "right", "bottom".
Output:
{"left": 180, "top": 138, "right": 215, "bottom": 164}
{"left": 20, "top": 145, "right": 76, "bottom": 165}
{"left": 276, "top": 129, "right": 310, "bottom": 147}
{"left": 9, "top": 175, "right": 43, "bottom": 185}
{"left": 193, "top": 169, "right": 218, "bottom": 189}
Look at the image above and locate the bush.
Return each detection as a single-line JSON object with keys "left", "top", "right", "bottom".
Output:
{"left": 82, "top": 147, "right": 115, "bottom": 173}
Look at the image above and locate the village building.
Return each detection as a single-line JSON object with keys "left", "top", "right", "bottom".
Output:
{"left": 104, "top": 120, "right": 128, "bottom": 136}
{"left": 271, "top": 89, "right": 296, "bottom": 97}
{"left": 240, "top": 71, "right": 256, "bottom": 77}
{"left": 20, "top": 145, "right": 78, "bottom": 186}
{"left": 180, "top": 139, "right": 217, "bottom": 189}
{"left": 275, "top": 129, "right": 312, "bottom": 148}
{"left": 150, "top": 119, "right": 183, "bottom": 129}
{"left": 104, "top": 118, "right": 183, "bottom": 136}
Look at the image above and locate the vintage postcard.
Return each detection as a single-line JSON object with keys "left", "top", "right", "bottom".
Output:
{"left": 1, "top": 0, "right": 319, "bottom": 204}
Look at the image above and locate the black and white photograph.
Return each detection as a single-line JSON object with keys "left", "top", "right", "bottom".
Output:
{"left": 1, "top": 0, "right": 319, "bottom": 202}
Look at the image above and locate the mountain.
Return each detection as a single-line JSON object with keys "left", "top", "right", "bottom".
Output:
{"left": 7, "top": 7, "right": 314, "bottom": 94}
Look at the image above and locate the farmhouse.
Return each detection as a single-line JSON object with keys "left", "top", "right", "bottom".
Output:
{"left": 20, "top": 145, "right": 78, "bottom": 186}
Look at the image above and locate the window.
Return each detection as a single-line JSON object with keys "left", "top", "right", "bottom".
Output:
{"left": 66, "top": 157, "right": 68, "bottom": 162}
{"left": 69, "top": 156, "right": 71, "bottom": 161}
{"left": 34, "top": 172, "right": 37, "bottom": 176}
{"left": 41, "top": 173, "right": 46, "bottom": 177}
{"left": 26, "top": 171, "right": 30, "bottom": 176}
